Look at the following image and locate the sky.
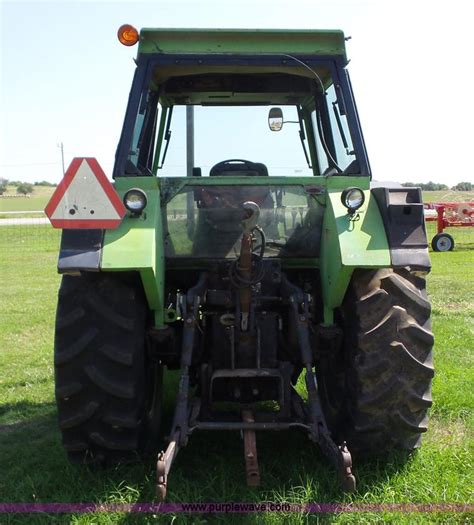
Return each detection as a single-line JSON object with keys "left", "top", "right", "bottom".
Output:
{"left": 1, "top": 0, "right": 473, "bottom": 185}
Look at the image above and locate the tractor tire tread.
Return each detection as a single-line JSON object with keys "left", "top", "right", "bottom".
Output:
{"left": 346, "top": 269, "right": 434, "bottom": 453}
{"left": 56, "top": 306, "right": 85, "bottom": 330}
{"left": 84, "top": 365, "right": 135, "bottom": 399}
{"left": 99, "top": 344, "right": 134, "bottom": 366}
{"left": 59, "top": 401, "right": 99, "bottom": 430}
{"left": 56, "top": 382, "right": 83, "bottom": 400}
{"left": 54, "top": 273, "right": 150, "bottom": 465}
{"left": 85, "top": 293, "right": 135, "bottom": 330}
{"left": 89, "top": 431, "right": 138, "bottom": 451}
{"left": 317, "top": 268, "right": 434, "bottom": 456}
{"left": 54, "top": 328, "right": 98, "bottom": 366}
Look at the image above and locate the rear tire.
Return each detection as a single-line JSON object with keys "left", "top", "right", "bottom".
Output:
{"left": 54, "top": 272, "right": 158, "bottom": 464}
{"left": 318, "top": 268, "right": 434, "bottom": 455}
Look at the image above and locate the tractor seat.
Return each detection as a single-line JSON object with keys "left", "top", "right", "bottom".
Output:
{"left": 202, "top": 159, "right": 273, "bottom": 211}
{"left": 209, "top": 159, "right": 269, "bottom": 177}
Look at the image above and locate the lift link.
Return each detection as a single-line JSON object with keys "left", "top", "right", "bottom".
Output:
{"left": 156, "top": 273, "right": 207, "bottom": 500}
{"left": 239, "top": 201, "right": 260, "bottom": 332}
{"left": 285, "top": 281, "right": 356, "bottom": 492}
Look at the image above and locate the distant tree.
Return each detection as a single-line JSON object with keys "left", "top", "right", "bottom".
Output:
{"left": 423, "top": 181, "right": 439, "bottom": 191}
{"left": 452, "top": 181, "right": 473, "bottom": 191}
{"left": 34, "top": 180, "right": 57, "bottom": 187}
{"left": 430, "top": 182, "right": 448, "bottom": 191}
{"left": 16, "top": 183, "right": 34, "bottom": 195}
{"left": 0, "top": 177, "right": 8, "bottom": 195}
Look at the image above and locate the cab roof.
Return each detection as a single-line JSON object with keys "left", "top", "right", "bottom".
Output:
{"left": 137, "top": 28, "right": 347, "bottom": 63}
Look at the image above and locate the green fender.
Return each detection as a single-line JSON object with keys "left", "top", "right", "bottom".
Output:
{"left": 320, "top": 184, "right": 391, "bottom": 324}
{"left": 101, "top": 177, "right": 165, "bottom": 327}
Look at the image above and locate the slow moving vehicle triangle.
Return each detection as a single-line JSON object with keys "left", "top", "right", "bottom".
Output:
{"left": 45, "top": 157, "right": 126, "bottom": 229}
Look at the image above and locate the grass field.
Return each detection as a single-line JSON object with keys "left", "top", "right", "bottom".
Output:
{"left": 0, "top": 223, "right": 473, "bottom": 523}
{"left": 423, "top": 190, "right": 474, "bottom": 203}
{"left": 0, "top": 186, "right": 55, "bottom": 214}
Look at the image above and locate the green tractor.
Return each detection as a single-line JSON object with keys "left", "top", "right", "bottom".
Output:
{"left": 47, "top": 26, "right": 434, "bottom": 497}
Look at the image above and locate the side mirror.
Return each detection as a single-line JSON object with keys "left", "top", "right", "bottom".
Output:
{"left": 268, "top": 107, "right": 283, "bottom": 132}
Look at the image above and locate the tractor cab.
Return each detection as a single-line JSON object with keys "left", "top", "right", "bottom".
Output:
{"left": 114, "top": 28, "right": 369, "bottom": 181}
{"left": 113, "top": 28, "right": 370, "bottom": 270}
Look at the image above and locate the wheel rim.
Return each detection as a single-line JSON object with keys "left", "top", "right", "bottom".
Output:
{"left": 436, "top": 236, "right": 452, "bottom": 251}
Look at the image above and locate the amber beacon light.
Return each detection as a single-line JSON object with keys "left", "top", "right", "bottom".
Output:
{"left": 117, "top": 24, "right": 139, "bottom": 46}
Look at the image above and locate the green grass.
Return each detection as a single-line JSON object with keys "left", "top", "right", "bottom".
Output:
{"left": 0, "top": 227, "right": 473, "bottom": 524}
{"left": 0, "top": 185, "right": 55, "bottom": 213}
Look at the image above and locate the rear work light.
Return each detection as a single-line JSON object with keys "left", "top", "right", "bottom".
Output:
{"left": 124, "top": 188, "right": 147, "bottom": 214}
{"left": 341, "top": 187, "right": 365, "bottom": 214}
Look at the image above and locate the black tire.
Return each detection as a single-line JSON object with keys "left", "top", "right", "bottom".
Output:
{"left": 317, "top": 268, "right": 434, "bottom": 455}
{"left": 54, "top": 272, "right": 159, "bottom": 464}
{"left": 431, "top": 233, "right": 454, "bottom": 252}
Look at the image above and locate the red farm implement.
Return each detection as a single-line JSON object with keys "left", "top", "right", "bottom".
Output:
{"left": 424, "top": 201, "right": 474, "bottom": 251}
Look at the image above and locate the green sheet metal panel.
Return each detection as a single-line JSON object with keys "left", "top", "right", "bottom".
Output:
{"left": 138, "top": 28, "right": 347, "bottom": 62}
{"left": 320, "top": 187, "right": 390, "bottom": 323}
{"left": 101, "top": 177, "right": 165, "bottom": 326}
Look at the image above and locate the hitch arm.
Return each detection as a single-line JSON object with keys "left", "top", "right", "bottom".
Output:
{"left": 284, "top": 281, "right": 356, "bottom": 492}
{"left": 156, "top": 273, "right": 207, "bottom": 500}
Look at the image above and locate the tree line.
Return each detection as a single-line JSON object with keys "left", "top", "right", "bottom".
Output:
{"left": 401, "top": 181, "right": 472, "bottom": 191}
{"left": 0, "top": 178, "right": 57, "bottom": 195}
{"left": 0, "top": 177, "right": 471, "bottom": 195}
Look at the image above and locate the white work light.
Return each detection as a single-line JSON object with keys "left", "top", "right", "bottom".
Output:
{"left": 124, "top": 188, "right": 147, "bottom": 214}
{"left": 341, "top": 187, "right": 365, "bottom": 213}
